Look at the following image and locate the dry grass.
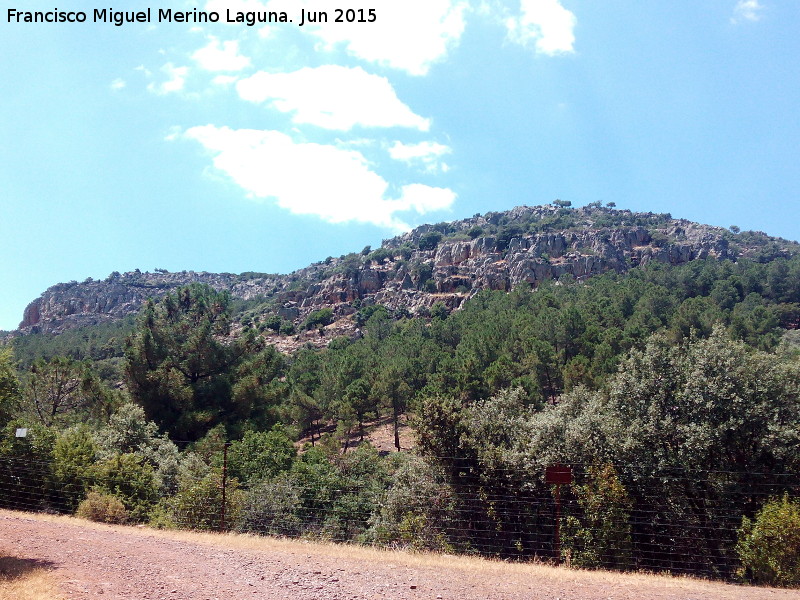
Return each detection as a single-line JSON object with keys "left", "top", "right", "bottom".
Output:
{"left": 0, "top": 556, "right": 64, "bottom": 600}
{"left": 179, "top": 531, "right": 731, "bottom": 593}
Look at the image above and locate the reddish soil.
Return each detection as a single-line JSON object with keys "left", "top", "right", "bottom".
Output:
{"left": 2, "top": 510, "right": 798, "bottom": 600}
{"left": 295, "top": 414, "right": 414, "bottom": 454}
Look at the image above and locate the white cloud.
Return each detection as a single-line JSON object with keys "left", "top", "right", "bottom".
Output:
{"left": 396, "top": 184, "right": 456, "bottom": 214}
{"left": 293, "top": 0, "right": 468, "bottom": 75}
{"left": 389, "top": 141, "right": 452, "bottom": 173}
{"left": 506, "top": 0, "right": 576, "bottom": 55}
{"left": 110, "top": 78, "right": 126, "bottom": 91}
{"left": 212, "top": 74, "right": 239, "bottom": 86}
{"left": 183, "top": 125, "right": 455, "bottom": 229}
{"left": 147, "top": 63, "right": 189, "bottom": 95}
{"left": 164, "top": 126, "right": 183, "bottom": 142}
{"left": 731, "top": 0, "right": 764, "bottom": 23}
{"left": 192, "top": 37, "right": 251, "bottom": 71}
{"left": 236, "top": 65, "right": 430, "bottom": 131}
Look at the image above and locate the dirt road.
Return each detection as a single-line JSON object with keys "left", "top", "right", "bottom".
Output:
{"left": 1, "top": 510, "right": 797, "bottom": 600}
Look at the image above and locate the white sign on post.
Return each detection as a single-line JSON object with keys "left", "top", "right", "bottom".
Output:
{"left": 15, "top": 428, "right": 27, "bottom": 438}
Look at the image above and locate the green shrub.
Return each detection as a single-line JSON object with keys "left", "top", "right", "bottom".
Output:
{"left": 89, "top": 453, "right": 159, "bottom": 522}
{"left": 52, "top": 426, "right": 98, "bottom": 510}
{"left": 0, "top": 421, "right": 57, "bottom": 511}
{"left": 236, "top": 473, "right": 303, "bottom": 537}
{"left": 366, "top": 454, "right": 456, "bottom": 552}
{"left": 467, "top": 226, "right": 484, "bottom": 239}
{"left": 228, "top": 424, "right": 296, "bottom": 484}
{"left": 650, "top": 231, "right": 669, "bottom": 247}
{"left": 302, "top": 308, "right": 334, "bottom": 330}
{"left": 430, "top": 302, "right": 448, "bottom": 321}
{"left": 418, "top": 231, "right": 442, "bottom": 251}
{"left": 737, "top": 495, "right": 800, "bottom": 587}
{"left": 147, "top": 502, "right": 178, "bottom": 530}
{"left": 562, "top": 464, "right": 633, "bottom": 570}
{"left": 279, "top": 320, "right": 296, "bottom": 335}
{"left": 75, "top": 491, "right": 128, "bottom": 524}
{"left": 263, "top": 314, "right": 282, "bottom": 332}
{"left": 165, "top": 471, "right": 244, "bottom": 531}
{"left": 0, "top": 347, "right": 20, "bottom": 428}
{"left": 367, "top": 247, "right": 393, "bottom": 263}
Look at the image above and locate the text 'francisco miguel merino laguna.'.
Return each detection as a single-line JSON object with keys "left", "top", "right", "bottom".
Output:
{"left": 6, "top": 8, "right": 377, "bottom": 27}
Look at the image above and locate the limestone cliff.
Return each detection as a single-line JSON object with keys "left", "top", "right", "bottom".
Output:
{"left": 15, "top": 205, "right": 799, "bottom": 337}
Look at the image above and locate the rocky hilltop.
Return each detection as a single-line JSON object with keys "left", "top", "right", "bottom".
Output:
{"left": 16, "top": 204, "right": 799, "bottom": 337}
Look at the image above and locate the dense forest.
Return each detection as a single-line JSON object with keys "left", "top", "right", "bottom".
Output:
{"left": 3, "top": 247, "right": 800, "bottom": 585}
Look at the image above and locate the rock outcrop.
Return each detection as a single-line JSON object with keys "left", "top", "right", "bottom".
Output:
{"left": 14, "top": 205, "right": 799, "bottom": 336}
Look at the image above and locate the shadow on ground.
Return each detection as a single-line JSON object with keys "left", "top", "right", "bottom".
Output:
{"left": 0, "top": 556, "right": 56, "bottom": 581}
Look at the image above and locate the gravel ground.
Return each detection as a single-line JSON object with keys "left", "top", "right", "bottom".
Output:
{"left": 2, "top": 510, "right": 798, "bottom": 600}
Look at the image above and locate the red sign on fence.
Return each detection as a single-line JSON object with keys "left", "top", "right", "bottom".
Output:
{"left": 545, "top": 465, "right": 572, "bottom": 485}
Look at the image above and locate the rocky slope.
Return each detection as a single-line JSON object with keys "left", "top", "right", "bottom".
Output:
{"left": 15, "top": 204, "right": 799, "bottom": 337}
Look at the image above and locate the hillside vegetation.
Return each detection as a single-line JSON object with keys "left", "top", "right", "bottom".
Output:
{"left": 13, "top": 204, "right": 798, "bottom": 341}
{"left": 2, "top": 203, "right": 800, "bottom": 586}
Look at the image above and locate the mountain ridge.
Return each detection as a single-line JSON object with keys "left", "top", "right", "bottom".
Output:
{"left": 13, "top": 204, "right": 800, "bottom": 339}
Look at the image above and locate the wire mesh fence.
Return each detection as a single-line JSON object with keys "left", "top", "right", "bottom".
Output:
{"left": 1, "top": 450, "right": 799, "bottom": 584}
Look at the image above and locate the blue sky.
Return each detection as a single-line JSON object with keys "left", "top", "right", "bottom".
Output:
{"left": 1, "top": 0, "right": 799, "bottom": 330}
